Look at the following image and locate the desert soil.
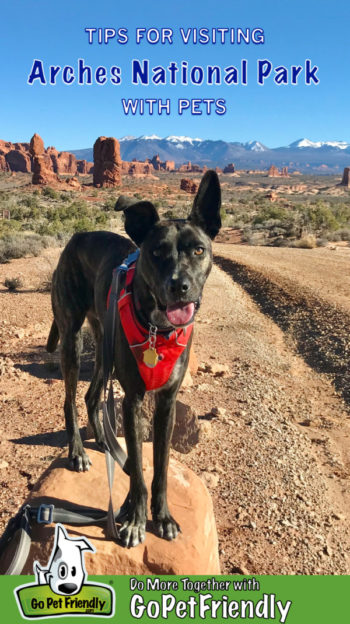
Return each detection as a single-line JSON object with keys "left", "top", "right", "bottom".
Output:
{"left": 0, "top": 241, "right": 350, "bottom": 575}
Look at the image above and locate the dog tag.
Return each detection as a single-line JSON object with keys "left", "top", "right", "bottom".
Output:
{"left": 143, "top": 347, "right": 159, "bottom": 368}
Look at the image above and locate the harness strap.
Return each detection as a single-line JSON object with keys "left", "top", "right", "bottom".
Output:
{"left": 101, "top": 251, "right": 140, "bottom": 539}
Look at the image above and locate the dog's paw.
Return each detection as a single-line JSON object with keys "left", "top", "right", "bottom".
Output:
{"left": 69, "top": 452, "right": 92, "bottom": 472}
{"left": 153, "top": 515, "right": 180, "bottom": 541}
{"left": 119, "top": 519, "right": 146, "bottom": 548}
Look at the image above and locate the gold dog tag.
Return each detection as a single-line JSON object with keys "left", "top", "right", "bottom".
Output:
{"left": 143, "top": 347, "right": 159, "bottom": 368}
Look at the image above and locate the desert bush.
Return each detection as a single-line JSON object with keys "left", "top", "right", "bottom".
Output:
{"left": 316, "top": 237, "right": 328, "bottom": 247}
{"left": 4, "top": 276, "right": 23, "bottom": 291}
{"left": 327, "top": 228, "right": 350, "bottom": 241}
{"left": 42, "top": 186, "right": 59, "bottom": 200}
{"left": 294, "top": 235, "right": 317, "bottom": 249}
{"left": 0, "top": 234, "right": 56, "bottom": 263}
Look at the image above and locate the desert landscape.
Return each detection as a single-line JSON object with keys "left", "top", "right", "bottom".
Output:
{"left": 1, "top": 135, "right": 350, "bottom": 575}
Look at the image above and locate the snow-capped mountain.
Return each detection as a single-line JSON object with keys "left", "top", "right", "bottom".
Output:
{"left": 289, "top": 138, "right": 349, "bottom": 150}
{"left": 71, "top": 136, "right": 350, "bottom": 173}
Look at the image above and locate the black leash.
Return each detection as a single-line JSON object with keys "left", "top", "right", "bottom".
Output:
{"left": 0, "top": 251, "right": 139, "bottom": 574}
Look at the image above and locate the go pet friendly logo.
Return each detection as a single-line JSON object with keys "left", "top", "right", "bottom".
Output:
{"left": 15, "top": 524, "right": 115, "bottom": 619}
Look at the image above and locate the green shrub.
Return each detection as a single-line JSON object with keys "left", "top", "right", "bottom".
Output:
{"left": 42, "top": 186, "right": 59, "bottom": 200}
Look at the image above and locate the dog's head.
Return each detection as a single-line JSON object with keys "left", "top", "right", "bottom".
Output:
{"left": 43, "top": 525, "right": 94, "bottom": 596}
{"left": 116, "top": 170, "right": 221, "bottom": 328}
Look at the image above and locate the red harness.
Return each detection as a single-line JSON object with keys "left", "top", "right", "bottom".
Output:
{"left": 107, "top": 262, "right": 193, "bottom": 391}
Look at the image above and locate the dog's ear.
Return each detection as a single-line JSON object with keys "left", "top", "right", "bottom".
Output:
{"left": 122, "top": 201, "right": 160, "bottom": 246}
{"left": 187, "top": 170, "right": 221, "bottom": 239}
{"left": 114, "top": 195, "right": 136, "bottom": 211}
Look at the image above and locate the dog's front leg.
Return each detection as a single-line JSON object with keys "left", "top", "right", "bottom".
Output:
{"left": 119, "top": 393, "right": 147, "bottom": 548}
{"left": 151, "top": 390, "right": 180, "bottom": 540}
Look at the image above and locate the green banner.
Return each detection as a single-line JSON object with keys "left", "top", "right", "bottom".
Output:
{"left": 2, "top": 574, "right": 349, "bottom": 624}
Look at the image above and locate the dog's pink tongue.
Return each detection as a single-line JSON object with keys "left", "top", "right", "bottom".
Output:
{"left": 166, "top": 302, "right": 194, "bottom": 326}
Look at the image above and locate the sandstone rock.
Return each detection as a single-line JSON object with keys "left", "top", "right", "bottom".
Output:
{"left": 66, "top": 176, "right": 81, "bottom": 189}
{"left": 48, "top": 147, "right": 77, "bottom": 174}
{"left": 164, "top": 160, "right": 175, "bottom": 171}
{"left": 181, "top": 369, "right": 193, "bottom": 388}
{"left": 171, "top": 401, "right": 200, "bottom": 453}
{"left": 5, "top": 149, "right": 31, "bottom": 173}
{"left": 341, "top": 167, "right": 350, "bottom": 187}
{"left": 23, "top": 446, "right": 220, "bottom": 575}
{"left": 223, "top": 163, "right": 235, "bottom": 173}
{"left": 188, "top": 348, "right": 198, "bottom": 375}
{"left": 93, "top": 136, "right": 121, "bottom": 187}
{"left": 151, "top": 154, "right": 162, "bottom": 170}
{"left": 207, "top": 362, "right": 229, "bottom": 376}
{"left": 268, "top": 165, "right": 279, "bottom": 177}
{"left": 180, "top": 178, "right": 198, "bottom": 194}
{"left": 211, "top": 406, "right": 227, "bottom": 418}
{"left": 30, "top": 133, "right": 58, "bottom": 185}
{"left": 0, "top": 153, "right": 10, "bottom": 172}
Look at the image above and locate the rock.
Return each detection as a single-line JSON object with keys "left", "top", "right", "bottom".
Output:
{"left": 23, "top": 446, "right": 220, "bottom": 575}
{"left": 188, "top": 348, "right": 198, "bottom": 375}
{"left": 48, "top": 147, "right": 77, "bottom": 174}
{"left": 180, "top": 178, "right": 198, "bottom": 194}
{"left": 5, "top": 149, "right": 31, "bottom": 173}
{"left": 199, "top": 420, "right": 212, "bottom": 437}
{"left": 0, "top": 460, "right": 9, "bottom": 469}
{"left": 208, "top": 362, "right": 230, "bottom": 376}
{"left": 164, "top": 160, "right": 175, "bottom": 171}
{"left": 223, "top": 163, "right": 235, "bottom": 173}
{"left": 30, "top": 133, "right": 58, "bottom": 185}
{"left": 178, "top": 162, "right": 203, "bottom": 173}
{"left": 93, "top": 136, "right": 122, "bottom": 187}
{"left": 115, "top": 395, "right": 200, "bottom": 453}
{"left": 171, "top": 401, "right": 200, "bottom": 453}
{"left": 202, "top": 471, "right": 220, "bottom": 488}
{"left": 211, "top": 406, "right": 227, "bottom": 418}
{"left": 340, "top": 167, "right": 350, "bottom": 187}
{"left": 66, "top": 176, "right": 81, "bottom": 189}
{"left": 181, "top": 369, "right": 193, "bottom": 388}
{"left": 268, "top": 165, "right": 279, "bottom": 177}
{"left": 76, "top": 159, "right": 94, "bottom": 174}
{"left": 267, "top": 165, "right": 288, "bottom": 177}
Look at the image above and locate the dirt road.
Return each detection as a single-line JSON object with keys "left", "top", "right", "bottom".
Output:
{"left": 0, "top": 244, "right": 349, "bottom": 574}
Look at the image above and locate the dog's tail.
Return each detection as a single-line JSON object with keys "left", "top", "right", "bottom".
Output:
{"left": 46, "top": 319, "right": 59, "bottom": 353}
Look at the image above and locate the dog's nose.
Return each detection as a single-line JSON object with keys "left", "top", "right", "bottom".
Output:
{"left": 58, "top": 583, "right": 78, "bottom": 594}
{"left": 170, "top": 277, "right": 190, "bottom": 295}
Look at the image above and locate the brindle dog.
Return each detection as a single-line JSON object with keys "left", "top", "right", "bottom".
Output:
{"left": 47, "top": 170, "right": 221, "bottom": 547}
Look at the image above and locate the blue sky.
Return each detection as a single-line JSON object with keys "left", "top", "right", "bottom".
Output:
{"left": 1, "top": 1, "right": 350, "bottom": 150}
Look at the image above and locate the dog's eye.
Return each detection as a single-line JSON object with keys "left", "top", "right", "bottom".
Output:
{"left": 194, "top": 246, "right": 204, "bottom": 256}
{"left": 58, "top": 563, "right": 68, "bottom": 579}
{"left": 71, "top": 566, "right": 76, "bottom": 577}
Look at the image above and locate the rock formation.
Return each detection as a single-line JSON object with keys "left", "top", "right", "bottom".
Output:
{"left": 341, "top": 167, "right": 350, "bottom": 187}
{"left": 223, "top": 163, "right": 235, "bottom": 173}
{"left": 180, "top": 178, "right": 198, "bottom": 194}
{"left": 93, "top": 136, "right": 122, "bottom": 187}
{"left": 151, "top": 154, "right": 162, "bottom": 170}
{"left": 76, "top": 159, "right": 94, "bottom": 174}
{"left": 23, "top": 446, "right": 220, "bottom": 575}
{"left": 268, "top": 165, "right": 289, "bottom": 177}
{"left": 30, "top": 133, "right": 58, "bottom": 185}
{"left": 268, "top": 165, "right": 279, "bottom": 177}
{"left": 121, "top": 160, "right": 155, "bottom": 177}
{"left": 0, "top": 140, "right": 32, "bottom": 172}
{"left": 179, "top": 161, "right": 203, "bottom": 173}
{"left": 47, "top": 147, "right": 77, "bottom": 174}
{"left": 164, "top": 160, "right": 175, "bottom": 171}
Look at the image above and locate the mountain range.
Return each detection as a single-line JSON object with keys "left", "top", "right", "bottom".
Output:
{"left": 71, "top": 136, "right": 350, "bottom": 174}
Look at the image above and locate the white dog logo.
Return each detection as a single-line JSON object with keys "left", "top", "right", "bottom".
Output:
{"left": 34, "top": 524, "right": 95, "bottom": 596}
